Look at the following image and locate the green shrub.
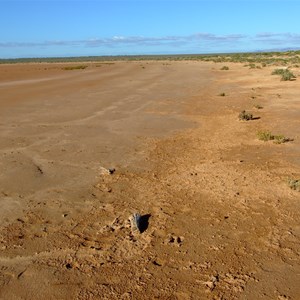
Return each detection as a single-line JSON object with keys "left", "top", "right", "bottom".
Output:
{"left": 281, "top": 70, "right": 296, "bottom": 81}
{"left": 272, "top": 68, "right": 286, "bottom": 75}
{"left": 221, "top": 66, "right": 229, "bottom": 70}
{"left": 273, "top": 135, "right": 293, "bottom": 144}
{"left": 271, "top": 68, "right": 296, "bottom": 81}
{"left": 257, "top": 131, "right": 293, "bottom": 143}
{"left": 239, "top": 110, "right": 253, "bottom": 121}
{"left": 257, "top": 131, "right": 274, "bottom": 141}
{"left": 288, "top": 179, "right": 300, "bottom": 191}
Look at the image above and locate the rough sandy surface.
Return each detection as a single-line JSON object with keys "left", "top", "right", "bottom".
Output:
{"left": 0, "top": 61, "right": 300, "bottom": 299}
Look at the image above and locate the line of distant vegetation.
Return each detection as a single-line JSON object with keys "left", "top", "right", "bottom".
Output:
{"left": 1, "top": 50, "right": 300, "bottom": 65}
{"left": 62, "top": 65, "right": 88, "bottom": 70}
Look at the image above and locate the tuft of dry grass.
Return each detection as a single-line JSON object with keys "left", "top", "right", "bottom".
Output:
{"left": 271, "top": 68, "right": 296, "bottom": 81}
{"left": 220, "top": 66, "right": 229, "bottom": 70}
{"left": 257, "top": 131, "right": 293, "bottom": 144}
{"left": 257, "top": 131, "right": 274, "bottom": 141}
{"left": 288, "top": 179, "right": 300, "bottom": 191}
{"left": 239, "top": 110, "right": 253, "bottom": 121}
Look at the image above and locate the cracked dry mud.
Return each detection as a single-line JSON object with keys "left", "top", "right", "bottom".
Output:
{"left": 0, "top": 61, "right": 300, "bottom": 299}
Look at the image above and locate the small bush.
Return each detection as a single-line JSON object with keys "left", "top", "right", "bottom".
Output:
{"left": 219, "top": 92, "right": 226, "bottom": 97}
{"left": 239, "top": 110, "right": 253, "bottom": 121}
{"left": 281, "top": 70, "right": 296, "bottom": 81}
{"left": 257, "top": 131, "right": 274, "bottom": 141}
{"left": 257, "top": 131, "right": 293, "bottom": 143}
{"left": 271, "top": 68, "right": 296, "bottom": 81}
{"left": 272, "top": 68, "right": 286, "bottom": 75}
{"left": 273, "top": 135, "right": 293, "bottom": 144}
{"left": 253, "top": 104, "right": 263, "bottom": 109}
{"left": 221, "top": 66, "right": 229, "bottom": 70}
{"left": 288, "top": 179, "right": 300, "bottom": 191}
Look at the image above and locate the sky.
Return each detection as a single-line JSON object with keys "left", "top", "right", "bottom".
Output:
{"left": 1, "top": 0, "right": 300, "bottom": 58}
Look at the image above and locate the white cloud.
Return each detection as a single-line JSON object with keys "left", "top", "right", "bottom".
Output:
{"left": 1, "top": 32, "right": 299, "bottom": 55}
{"left": 0, "top": 33, "right": 248, "bottom": 48}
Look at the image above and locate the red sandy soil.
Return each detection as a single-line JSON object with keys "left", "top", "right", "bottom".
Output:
{"left": 0, "top": 61, "right": 300, "bottom": 299}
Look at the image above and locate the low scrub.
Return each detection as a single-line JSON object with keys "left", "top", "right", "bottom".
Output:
{"left": 62, "top": 65, "right": 88, "bottom": 70}
{"left": 257, "top": 131, "right": 274, "bottom": 141}
{"left": 220, "top": 66, "right": 229, "bottom": 70}
{"left": 239, "top": 110, "right": 253, "bottom": 121}
{"left": 288, "top": 179, "right": 300, "bottom": 191}
{"left": 257, "top": 131, "right": 293, "bottom": 144}
{"left": 219, "top": 92, "right": 226, "bottom": 96}
{"left": 272, "top": 68, "right": 286, "bottom": 75}
{"left": 271, "top": 68, "right": 296, "bottom": 81}
{"left": 253, "top": 104, "right": 263, "bottom": 109}
{"left": 273, "top": 135, "right": 293, "bottom": 144}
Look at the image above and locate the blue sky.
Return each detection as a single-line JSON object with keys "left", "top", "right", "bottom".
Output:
{"left": 1, "top": 0, "right": 300, "bottom": 58}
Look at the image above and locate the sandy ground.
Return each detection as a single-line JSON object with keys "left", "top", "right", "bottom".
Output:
{"left": 0, "top": 61, "right": 300, "bottom": 299}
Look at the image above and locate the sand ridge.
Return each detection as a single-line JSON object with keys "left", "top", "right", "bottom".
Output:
{"left": 0, "top": 61, "right": 300, "bottom": 299}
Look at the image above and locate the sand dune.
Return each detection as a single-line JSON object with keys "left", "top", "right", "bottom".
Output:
{"left": 0, "top": 61, "right": 300, "bottom": 299}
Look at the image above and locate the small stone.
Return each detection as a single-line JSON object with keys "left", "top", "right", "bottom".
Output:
{"left": 130, "top": 213, "right": 142, "bottom": 233}
{"left": 108, "top": 168, "right": 116, "bottom": 174}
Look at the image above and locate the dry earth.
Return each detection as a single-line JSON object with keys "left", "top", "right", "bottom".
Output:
{"left": 0, "top": 61, "right": 300, "bottom": 299}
